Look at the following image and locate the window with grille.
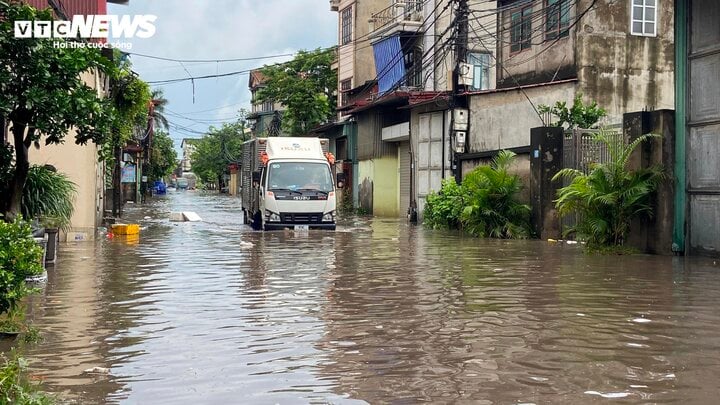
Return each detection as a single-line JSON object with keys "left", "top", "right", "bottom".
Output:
{"left": 403, "top": 46, "right": 423, "bottom": 88}
{"left": 545, "top": 0, "right": 571, "bottom": 40}
{"left": 340, "top": 79, "right": 351, "bottom": 106}
{"left": 341, "top": 6, "right": 352, "bottom": 45}
{"left": 631, "top": 0, "right": 657, "bottom": 37}
{"left": 467, "top": 52, "right": 491, "bottom": 90}
{"left": 510, "top": 4, "right": 532, "bottom": 53}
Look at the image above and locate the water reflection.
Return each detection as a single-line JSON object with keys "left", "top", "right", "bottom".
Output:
{"left": 8, "top": 191, "right": 720, "bottom": 404}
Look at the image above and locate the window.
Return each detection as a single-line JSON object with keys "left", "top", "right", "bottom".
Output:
{"left": 341, "top": 6, "right": 352, "bottom": 45}
{"left": 546, "top": 0, "right": 571, "bottom": 40}
{"left": 510, "top": 5, "right": 532, "bottom": 53}
{"left": 262, "top": 100, "right": 273, "bottom": 112}
{"left": 631, "top": 0, "right": 657, "bottom": 37}
{"left": 467, "top": 53, "right": 491, "bottom": 90}
{"left": 340, "top": 79, "right": 351, "bottom": 106}
{"left": 403, "top": 46, "right": 423, "bottom": 88}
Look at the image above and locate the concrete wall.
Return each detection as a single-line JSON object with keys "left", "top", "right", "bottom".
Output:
{"left": 497, "top": 1, "right": 576, "bottom": 87}
{"left": 494, "top": 0, "right": 674, "bottom": 124}
{"left": 467, "top": 81, "right": 577, "bottom": 152}
{"left": 577, "top": 0, "right": 675, "bottom": 124}
{"left": 358, "top": 156, "right": 399, "bottom": 217}
{"left": 29, "top": 70, "right": 105, "bottom": 242}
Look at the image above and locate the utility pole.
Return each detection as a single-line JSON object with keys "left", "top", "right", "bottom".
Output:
{"left": 451, "top": 0, "right": 470, "bottom": 182}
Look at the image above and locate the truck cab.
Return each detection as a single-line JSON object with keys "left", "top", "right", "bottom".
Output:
{"left": 242, "top": 137, "right": 337, "bottom": 231}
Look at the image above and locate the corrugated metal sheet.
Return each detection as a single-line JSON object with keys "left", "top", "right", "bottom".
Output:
{"left": 399, "top": 142, "right": 411, "bottom": 218}
{"left": 687, "top": 0, "right": 720, "bottom": 256}
{"left": 24, "top": 0, "right": 105, "bottom": 17}
{"left": 372, "top": 35, "right": 405, "bottom": 95}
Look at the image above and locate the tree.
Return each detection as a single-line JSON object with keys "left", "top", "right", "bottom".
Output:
{"left": 146, "top": 130, "right": 177, "bottom": 181}
{"left": 0, "top": 2, "right": 115, "bottom": 218}
{"left": 254, "top": 48, "right": 337, "bottom": 136}
{"left": 106, "top": 69, "right": 151, "bottom": 216}
{"left": 190, "top": 122, "right": 247, "bottom": 187}
{"left": 150, "top": 88, "right": 169, "bottom": 131}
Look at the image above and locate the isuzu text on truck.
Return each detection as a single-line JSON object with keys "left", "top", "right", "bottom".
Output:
{"left": 241, "top": 137, "right": 338, "bottom": 231}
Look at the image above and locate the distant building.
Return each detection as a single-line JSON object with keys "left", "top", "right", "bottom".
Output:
{"left": 247, "top": 69, "right": 287, "bottom": 137}
{"left": 180, "top": 138, "right": 200, "bottom": 172}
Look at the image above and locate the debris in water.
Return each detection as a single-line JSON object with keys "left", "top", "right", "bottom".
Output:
{"left": 83, "top": 367, "right": 110, "bottom": 374}
{"left": 584, "top": 391, "right": 631, "bottom": 399}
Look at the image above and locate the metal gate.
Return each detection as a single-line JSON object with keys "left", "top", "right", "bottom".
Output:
{"left": 399, "top": 141, "right": 411, "bottom": 218}
{"left": 560, "top": 128, "right": 622, "bottom": 235}
{"left": 417, "top": 112, "right": 450, "bottom": 217}
{"left": 687, "top": 0, "right": 720, "bottom": 256}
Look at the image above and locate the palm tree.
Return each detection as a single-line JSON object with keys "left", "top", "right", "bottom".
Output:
{"left": 460, "top": 150, "right": 531, "bottom": 239}
{"left": 553, "top": 129, "right": 664, "bottom": 247}
{"left": 150, "top": 88, "right": 169, "bottom": 131}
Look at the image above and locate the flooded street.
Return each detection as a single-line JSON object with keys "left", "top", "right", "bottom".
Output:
{"left": 13, "top": 191, "right": 720, "bottom": 404}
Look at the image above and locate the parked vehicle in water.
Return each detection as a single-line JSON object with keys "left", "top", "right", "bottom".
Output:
{"left": 176, "top": 178, "right": 189, "bottom": 190}
{"left": 241, "top": 137, "right": 338, "bottom": 230}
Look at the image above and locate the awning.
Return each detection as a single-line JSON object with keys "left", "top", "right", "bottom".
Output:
{"left": 372, "top": 35, "right": 405, "bottom": 95}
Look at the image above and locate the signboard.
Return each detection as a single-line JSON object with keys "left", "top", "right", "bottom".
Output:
{"left": 121, "top": 163, "right": 136, "bottom": 183}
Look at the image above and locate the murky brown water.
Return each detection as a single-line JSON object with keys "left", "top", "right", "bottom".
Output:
{"left": 6, "top": 191, "right": 720, "bottom": 404}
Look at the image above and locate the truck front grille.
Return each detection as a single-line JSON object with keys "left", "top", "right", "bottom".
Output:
{"left": 280, "top": 212, "right": 323, "bottom": 224}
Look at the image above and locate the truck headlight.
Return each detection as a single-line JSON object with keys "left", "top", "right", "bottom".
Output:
{"left": 322, "top": 211, "right": 335, "bottom": 222}
{"left": 265, "top": 210, "right": 280, "bottom": 222}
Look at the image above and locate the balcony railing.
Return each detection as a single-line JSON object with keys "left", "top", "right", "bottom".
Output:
{"left": 369, "top": 0, "right": 423, "bottom": 35}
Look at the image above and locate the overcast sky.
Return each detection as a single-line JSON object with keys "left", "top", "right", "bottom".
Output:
{"left": 107, "top": 0, "right": 338, "bottom": 152}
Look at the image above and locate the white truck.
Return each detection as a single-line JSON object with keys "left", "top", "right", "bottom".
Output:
{"left": 241, "top": 137, "right": 338, "bottom": 230}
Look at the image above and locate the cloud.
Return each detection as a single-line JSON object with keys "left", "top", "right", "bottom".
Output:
{"left": 108, "top": 0, "right": 337, "bottom": 151}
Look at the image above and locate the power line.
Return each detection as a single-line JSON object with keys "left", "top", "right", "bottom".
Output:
{"left": 123, "top": 51, "right": 299, "bottom": 63}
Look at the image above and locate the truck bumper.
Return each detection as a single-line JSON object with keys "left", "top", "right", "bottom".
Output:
{"left": 264, "top": 222, "right": 336, "bottom": 231}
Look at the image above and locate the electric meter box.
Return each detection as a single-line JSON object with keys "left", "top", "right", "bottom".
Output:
{"left": 452, "top": 109, "right": 469, "bottom": 131}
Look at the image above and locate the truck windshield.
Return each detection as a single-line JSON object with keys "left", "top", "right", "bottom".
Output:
{"left": 267, "top": 162, "right": 333, "bottom": 192}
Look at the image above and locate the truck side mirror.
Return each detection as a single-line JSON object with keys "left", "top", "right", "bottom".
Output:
{"left": 252, "top": 171, "right": 261, "bottom": 185}
{"left": 336, "top": 172, "right": 346, "bottom": 189}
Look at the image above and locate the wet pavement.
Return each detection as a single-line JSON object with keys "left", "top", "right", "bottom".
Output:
{"left": 6, "top": 190, "right": 720, "bottom": 404}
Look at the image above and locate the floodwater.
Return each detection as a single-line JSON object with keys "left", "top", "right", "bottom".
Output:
{"left": 7, "top": 191, "right": 720, "bottom": 404}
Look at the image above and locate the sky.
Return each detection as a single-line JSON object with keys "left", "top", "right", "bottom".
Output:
{"left": 107, "top": 0, "right": 338, "bottom": 154}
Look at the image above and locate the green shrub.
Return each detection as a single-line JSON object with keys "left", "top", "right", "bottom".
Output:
{"left": 0, "top": 352, "right": 54, "bottom": 405}
{"left": 459, "top": 151, "right": 531, "bottom": 238}
{"left": 538, "top": 93, "right": 607, "bottom": 129}
{"left": 423, "top": 151, "right": 531, "bottom": 239}
{"left": 423, "top": 177, "right": 464, "bottom": 230}
{"left": 22, "top": 166, "right": 77, "bottom": 232}
{"left": 553, "top": 130, "right": 664, "bottom": 247}
{"left": 0, "top": 217, "right": 44, "bottom": 317}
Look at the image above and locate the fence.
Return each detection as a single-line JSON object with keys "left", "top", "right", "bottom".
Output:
{"left": 560, "top": 126, "right": 623, "bottom": 236}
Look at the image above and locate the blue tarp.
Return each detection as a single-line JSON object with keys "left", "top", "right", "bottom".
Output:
{"left": 372, "top": 35, "right": 405, "bottom": 95}
{"left": 154, "top": 181, "right": 167, "bottom": 195}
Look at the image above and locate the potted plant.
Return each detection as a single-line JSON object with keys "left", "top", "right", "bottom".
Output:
{"left": 22, "top": 165, "right": 77, "bottom": 264}
{"left": 0, "top": 217, "right": 44, "bottom": 337}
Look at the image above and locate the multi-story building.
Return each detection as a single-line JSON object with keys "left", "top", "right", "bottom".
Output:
{"left": 180, "top": 138, "right": 199, "bottom": 173}
{"left": 331, "top": 0, "right": 680, "bottom": 234}
{"left": 247, "top": 69, "right": 287, "bottom": 137}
